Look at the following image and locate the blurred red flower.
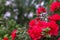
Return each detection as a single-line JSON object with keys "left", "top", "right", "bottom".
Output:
{"left": 50, "top": 1, "right": 60, "bottom": 12}
{"left": 11, "top": 29, "right": 17, "bottom": 40}
{"left": 48, "top": 14, "right": 60, "bottom": 21}
{"left": 28, "top": 20, "right": 59, "bottom": 40}
{"left": 47, "top": 21, "right": 59, "bottom": 36}
{"left": 28, "top": 20, "right": 46, "bottom": 40}
{"left": 28, "top": 24, "right": 42, "bottom": 40}
{"left": 29, "top": 18, "right": 40, "bottom": 27}
{"left": 3, "top": 37, "right": 8, "bottom": 40}
{"left": 36, "top": 7, "right": 46, "bottom": 15}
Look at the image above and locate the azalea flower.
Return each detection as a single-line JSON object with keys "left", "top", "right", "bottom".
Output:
{"left": 48, "top": 14, "right": 60, "bottom": 21}
{"left": 36, "top": 7, "right": 46, "bottom": 15}
{"left": 50, "top": 1, "right": 60, "bottom": 12}
{"left": 29, "top": 18, "right": 40, "bottom": 27}
{"left": 48, "top": 13, "right": 60, "bottom": 26}
{"left": 28, "top": 20, "right": 59, "bottom": 40}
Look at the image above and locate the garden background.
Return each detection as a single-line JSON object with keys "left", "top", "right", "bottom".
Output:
{"left": 0, "top": 0, "right": 58, "bottom": 40}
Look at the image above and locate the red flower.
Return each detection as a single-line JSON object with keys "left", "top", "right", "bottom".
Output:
{"left": 28, "top": 25, "right": 42, "bottom": 40}
{"left": 28, "top": 20, "right": 46, "bottom": 40}
{"left": 28, "top": 20, "right": 59, "bottom": 40}
{"left": 47, "top": 21, "right": 59, "bottom": 36}
{"left": 58, "top": 38, "right": 60, "bottom": 40}
{"left": 28, "top": 21, "right": 48, "bottom": 40}
{"left": 3, "top": 37, "right": 8, "bottom": 40}
{"left": 29, "top": 18, "right": 40, "bottom": 27}
{"left": 36, "top": 7, "right": 46, "bottom": 15}
{"left": 11, "top": 29, "right": 17, "bottom": 40}
{"left": 48, "top": 14, "right": 60, "bottom": 21}
{"left": 50, "top": 1, "right": 60, "bottom": 12}
{"left": 39, "top": 21, "right": 59, "bottom": 36}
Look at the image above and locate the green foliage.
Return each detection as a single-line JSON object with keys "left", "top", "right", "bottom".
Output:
{"left": 0, "top": 18, "right": 30, "bottom": 40}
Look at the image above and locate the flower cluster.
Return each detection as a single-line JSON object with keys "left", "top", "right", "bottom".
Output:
{"left": 49, "top": 1, "right": 60, "bottom": 40}
{"left": 48, "top": 14, "right": 60, "bottom": 21}
{"left": 50, "top": 1, "right": 60, "bottom": 12}
{"left": 28, "top": 19, "right": 59, "bottom": 40}
{"left": 49, "top": 1, "right": 60, "bottom": 23}
{"left": 28, "top": 1, "right": 60, "bottom": 40}
{"left": 36, "top": 7, "right": 46, "bottom": 15}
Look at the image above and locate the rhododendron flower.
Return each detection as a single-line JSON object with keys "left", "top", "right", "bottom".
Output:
{"left": 47, "top": 21, "right": 59, "bottom": 36}
{"left": 28, "top": 20, "right": 59, "bottom": 40}
{"left": 50, "top": 1, "right": 60, "bottom": 12}
{"left": 29, "top": 18, "right": 40, "bottom": 27}
{"left": 36, "top": 7, "right": 46, "bottom": 15}
{"left": 3, "top": 37, "right": 8, "bottom": 40}
{"left": 28, "top": 25, "right": 42, "bottom": 40}
{"left": 11, "top": 29, "right": 17, "bottom": 40}
{"left": 28, "top": 21, "right": 47, "bottom": 40}
{"left": 48, "top": 14, "right": 60, "bottom": 21}
{"left": 39, "top": 21, "right": 59, "bottom": 36}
